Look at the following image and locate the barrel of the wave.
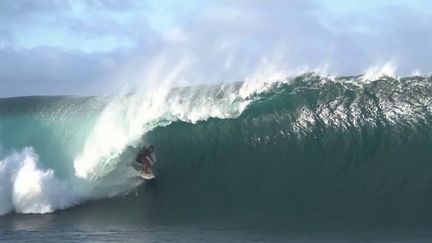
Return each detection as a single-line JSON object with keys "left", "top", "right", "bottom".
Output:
{"left": 141, "top": 74, "right": 432, "bottom": 225}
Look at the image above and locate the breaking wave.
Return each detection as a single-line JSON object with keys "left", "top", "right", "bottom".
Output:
{"left": 1, "top": 73, "right": 432, "bottom": 225}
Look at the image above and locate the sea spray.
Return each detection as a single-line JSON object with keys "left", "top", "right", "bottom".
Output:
{"left": 0, "top": 147, "right": 78, "bottom": 215}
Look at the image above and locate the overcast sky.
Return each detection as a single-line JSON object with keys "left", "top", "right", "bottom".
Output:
{"left": 1, "top": 0, "right": 431, "bottom": 97}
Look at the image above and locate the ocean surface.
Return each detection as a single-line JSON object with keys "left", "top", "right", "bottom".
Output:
{"left": 2, "top": 73, "right": 432, "bottom": 242}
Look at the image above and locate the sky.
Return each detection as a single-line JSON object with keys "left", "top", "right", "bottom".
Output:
{"left": 0, "top": 0, "right": 432, "bottom": 97}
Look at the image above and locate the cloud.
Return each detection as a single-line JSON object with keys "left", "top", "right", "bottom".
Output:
{"left": 0, "top": 0, "right": 432, "bottom": 96}
{"left": 0, "top": 47, "right": 133, "bottom": 97}
{"left": 0, "top": 0, "right": 161, "bottom": 96}
{"left": 0, "top": 0, "right": 69, "bottom": 15}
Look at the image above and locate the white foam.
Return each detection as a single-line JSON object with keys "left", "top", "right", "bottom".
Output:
{"left": 411, "top": 69, "right": 422, "bottom": 76}
{"left": 239, "top": 59, "right": 289, "bottom": 99}
{"left": 362, "top": 62, "right": 397, "bottom": 81}
{"left": 0, "top": 147, "right": 79, "bottom": 215}
{"left": 238, "top": 59, "right": 332, "bottom": 99}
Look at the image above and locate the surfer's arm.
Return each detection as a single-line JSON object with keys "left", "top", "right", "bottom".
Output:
{"left": 145, "top": 156, "right": 155, "bottom": 165}
{"left": 150, "top": 153, "right": 156, "bottom": 164}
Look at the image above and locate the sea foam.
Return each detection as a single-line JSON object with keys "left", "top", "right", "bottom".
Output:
{"left": 0, "top": 147, "right": 78, "bottom": 215}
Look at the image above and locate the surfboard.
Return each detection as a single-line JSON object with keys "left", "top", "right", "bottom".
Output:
{"left": 138, "top": 169, "right": 156, "bottom": 180}
{"left": 132, "top": 161, "right": 156, "bottom": 180}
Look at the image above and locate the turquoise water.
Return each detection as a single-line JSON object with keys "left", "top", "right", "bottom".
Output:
{"left": 2, "top": 211, "right": 432, "bottom": 242}
{"left": 2, "top": 73, "right": 432, "bottom": 241}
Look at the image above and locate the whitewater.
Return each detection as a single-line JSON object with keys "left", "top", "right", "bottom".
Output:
{"left": 1, "top": 72, "right": 432, "bottom": 227}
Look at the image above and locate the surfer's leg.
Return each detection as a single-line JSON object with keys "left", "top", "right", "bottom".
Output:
{"left": 143, "top": 159, "right": 151, "bottom": 174}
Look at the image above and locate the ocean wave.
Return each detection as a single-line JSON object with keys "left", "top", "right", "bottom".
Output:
{"left": 1, "top": 73, "right": 432, "bottom": 224}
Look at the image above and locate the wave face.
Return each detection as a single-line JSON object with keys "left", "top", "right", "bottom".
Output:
{"left": 2, "top": 74, "right": 432, "bottom": 225}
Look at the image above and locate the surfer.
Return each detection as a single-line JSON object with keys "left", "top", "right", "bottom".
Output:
{"left": 136, "top": 145, "right": 155, "bottom": 175}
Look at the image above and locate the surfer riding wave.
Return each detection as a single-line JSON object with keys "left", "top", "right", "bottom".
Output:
{"left": 135, "top": 145, "right": 156, "bottom": 176}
